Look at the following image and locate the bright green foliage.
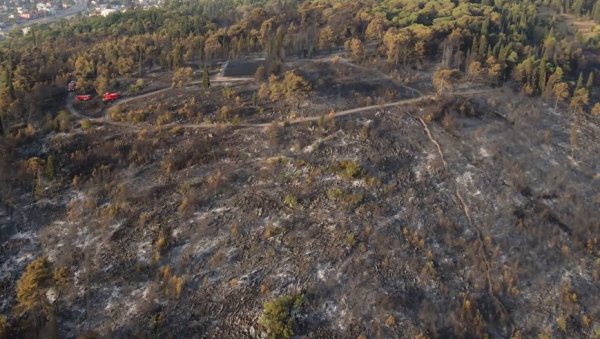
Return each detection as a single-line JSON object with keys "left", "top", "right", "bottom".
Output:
{"left": 258, "top": 294, "right": 304, "bottom": 339}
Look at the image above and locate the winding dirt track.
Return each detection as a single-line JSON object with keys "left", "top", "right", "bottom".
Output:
{"left": 68, "top": 87, "right": 492, "bottom": 130}
{"left": 66, "top": 64, "right": 492, "bottom": 130}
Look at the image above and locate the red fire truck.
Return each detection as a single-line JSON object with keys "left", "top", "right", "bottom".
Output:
{"left": 75, "top": 94, "right": 92, "bottom": 101}
{"left": 102, "top": 92, "right": 120, "bottom": 102}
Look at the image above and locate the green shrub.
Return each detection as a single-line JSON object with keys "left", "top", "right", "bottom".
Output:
{"left": 53, "top": 110, "right": 71, "bottom": 132}
{"left": 259, "top": 294, "right": 304, "bottom": 339}
{"left": 334, "top": 160, "right": 363, "bottom": 180}
{"left": 80, "top": 119, "right": 92, "bottom": 130}
{"left": 345, "top": 233, "right": 357, "bottom": 248}
{"left": 283, "top": 194, "right": 298, "bottom": 208}
{"left": 327, "top": 187, "right": 343, "bottom": 200}
{"left": 129, "top": 79, "right": 145, "bottom": 95}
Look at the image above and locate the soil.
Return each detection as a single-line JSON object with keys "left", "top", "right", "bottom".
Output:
{"left": 1, "top": 56, "right": 599, "bottom": 339}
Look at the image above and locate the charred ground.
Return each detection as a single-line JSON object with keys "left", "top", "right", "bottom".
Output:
{"left": 0, "top": 54, "right": 599, "bottom": 339}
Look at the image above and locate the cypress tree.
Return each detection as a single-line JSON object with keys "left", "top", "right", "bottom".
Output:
{"left": 478, "top": 35, "right": 488, "bottom": 57}
{"left": 538, "top": 56, "right": 547, "bottom": 95}
{"left": 46, "top": 155, "right": 55, "bottom": 180}
{"left": 202, "top": 66, "right": 210, "bottom": 89}
{"left": 576, "top": 72, "right": 584, "bottom": 90}
{"left": 593, "top": 1, "right": 600, "bottom": 22}
{"left": 481, "top": 18, "right": 490, "bottom": 36}
{"left": 571, "top": 0, "right": 584, "bottom": 16}
{"left": 471, "top": 37, "right": 479, "bottom": 58}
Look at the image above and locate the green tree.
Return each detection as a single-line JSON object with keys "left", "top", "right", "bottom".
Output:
{"left": 586, "top": 72, "right": 594, "bottom": 91}
{"left": 46, "top": 155, "right": 54, "bottom": 180}
{"left": 538, "top": 56, "right": 547, "bottom": 95}
{"left": 258, "top": 294, "right": 304, "bottom": 339}
{"left": 575, "top": 72, "right": 584, "bottom": 90}
{"left": 202, "top": 67, "right": 210, "bottom": 89}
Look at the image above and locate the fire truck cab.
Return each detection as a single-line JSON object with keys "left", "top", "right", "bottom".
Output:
{"left": 102, "top": 92, "right": 120, "bottom": 102}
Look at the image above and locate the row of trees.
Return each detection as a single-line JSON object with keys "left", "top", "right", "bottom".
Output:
{"left": 544, "top": 0, "right": 600, "bottom": 21}
{"left": 0, "top": 0, "right": 599, "bottom": 130}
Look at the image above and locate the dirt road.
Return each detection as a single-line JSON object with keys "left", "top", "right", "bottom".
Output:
{"left": 67, "top": 82, "right": 492, "bottom": 130}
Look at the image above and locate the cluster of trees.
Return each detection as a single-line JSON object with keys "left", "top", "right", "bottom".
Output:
{"left": 0, "top": 0, "right": 599, "bottom": 132}
{"left": 544, "top": 0, "right": 600, "bottom": 21}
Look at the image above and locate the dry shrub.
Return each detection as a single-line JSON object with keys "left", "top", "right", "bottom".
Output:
{"left": 264, "top": 223, "right": 282, "bottom": 239}
{"left": 177, "top": 184, "right": 199, "bottom": 217}
{"left": 153, "top": 231, "right": 170, "bottom": 262}
{"left": 0, "top": 315, "right": 8, "bottom": 339}
{"left": 333, "top": 160, "right": 364, "bottom": 180}
{"left": 442, "top": 113, "right": 456, "bottom": 131}
{"left": 265, "top": 122, "right": 282, "bottom": 146}
{"left": 206, "top": 170, "right": 224, "bottom": 192}
{"left": 15, "top": 257, "right": 51, "bottom": 314}
{"left": 159, "top": 266, "right": 184, "bottom": 298}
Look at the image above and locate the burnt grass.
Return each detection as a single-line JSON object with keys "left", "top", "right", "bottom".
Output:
{"left": 1, "top": 76, "right": 600, "bottom": 338}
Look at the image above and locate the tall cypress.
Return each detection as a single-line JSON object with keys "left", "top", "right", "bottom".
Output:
{"left": 538, "top": 56, "right": 547, "bottom": 95}
{"left": 202, "top": 66, "right": 210, "bottom": 89}
{"left": 576, "top": 72, "right": 584, "bottom": 90}
{"left": 471, "top": 37, "right": 479, "bottom": 58}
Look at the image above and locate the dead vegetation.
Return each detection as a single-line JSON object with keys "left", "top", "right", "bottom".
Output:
{"left": 0, "top": 57, "right": 599, "bottom": 339}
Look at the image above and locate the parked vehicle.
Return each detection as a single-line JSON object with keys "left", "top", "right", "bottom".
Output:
{"left": 102, "top": 92, "right": 120, "bottom": 102}
{"left": 75, "top": 94, "right": 92, "bottom": 101}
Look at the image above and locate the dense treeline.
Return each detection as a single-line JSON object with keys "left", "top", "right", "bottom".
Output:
{"left": 545, "top": 0, "right": 600, "bottom": 20}
{"left": 0, "top": 0, "right": 599, "bottom": 132}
